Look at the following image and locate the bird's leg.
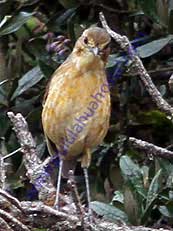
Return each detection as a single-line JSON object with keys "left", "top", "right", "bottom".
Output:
{"left": 81, "top": 148, "right": 92, "bottom": 218}
{"left": 54, "top": 158, "right": 63, "bottom": 209}
{"left": 83, "top": 167, "right": 91, "bottom": 216}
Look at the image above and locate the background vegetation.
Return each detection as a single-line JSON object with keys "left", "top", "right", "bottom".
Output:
{"left": 1, "top": 0, "right": 173, "bottom": 229}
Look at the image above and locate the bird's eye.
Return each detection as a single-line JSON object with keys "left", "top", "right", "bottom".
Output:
{"left": 84, "top": 37, "right": 88, "bottom": 44}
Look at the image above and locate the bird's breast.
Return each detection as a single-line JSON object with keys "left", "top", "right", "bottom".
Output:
{"left": 42, "top": 59, "right": 110, "bottom": 159}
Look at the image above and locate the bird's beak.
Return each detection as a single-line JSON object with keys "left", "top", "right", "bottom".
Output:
{"left": 90, "top": 47, "right": 99, "bottom": 56}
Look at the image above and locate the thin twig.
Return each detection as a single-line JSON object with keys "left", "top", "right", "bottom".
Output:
{"left": 0, "top": 209, "right": 30, "bottom": 231}
{"left": 0, "top": 157, "right": 5, "bottom": 190}
{"left": 129, "top": 137, "right": 173, "bottom": 159}
{"left": 67, "top": 170, "right": 85, "bottom": 216}
{"left": 99, "top": 12, "right": 173, "bottom": 118}
{"left": 0, "top": 189, "right": 24, "bottom": 213}
{"left": 0, "top": 217, "right": 13, "bottom": 231}
{"left": 3, "top": 147, "right": 22, "bottom": 160}
{"left": 0, "top": 79, "right": 9, "bottom": 86}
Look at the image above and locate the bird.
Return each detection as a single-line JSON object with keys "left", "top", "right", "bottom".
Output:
{"left": 42, "top": 27, "right": 111, "bottom": 214}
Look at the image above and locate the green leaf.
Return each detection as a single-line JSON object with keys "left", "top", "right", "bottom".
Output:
{"left": 141, "top": 165, "right": 149, "bottom": 187}
{"left": 11, "top": 95, "right": 39, "bottom": 114}
{"left": 0, "top": 85, "right": 8, "bottom": 106}
{"left": 120, "top": 155, "right": 146, "bottom": 199}
{"left": 67, "top": 10, "right": 77, "bottom": 43}
{"left": 28, "top": 38, "right": 47, "bottom": 58}
{"left": 0, "top": 12, "right": 34, "bottom": 36}
{"left": 112, "top": 191, "right": 124, "bottom": 204}
{"left": 47, "top": 8, "right": 77, "bottom": 32}
{"left": 9, "top": 177, "right": 24, "bottom": 190}
{"left": 146, "top": 169, "right": 162, "bottom": 208}
{"left": 137, "top": 0, "right": 159, "bottom": 22}
{"left": 168, "top": 10, "right": 173, "bottom": 34}
{"left": 11, "top": 66, "right": 44, "bottom": 100}
{"left": 36, "top": 143, "right": 46, "bottom": 158}
{"left": 0, "top": 113, "right": 10, "bottom": 137}
{"left": 141, "top": 169, "right": 162, "bottom": 224}
{"left": 56, "top": 8, "right": 77, "bottom": 25}
{"left": 158, "top": 159, "right": 173, "bottom": 187}
{"left": 137, "top": 110, "right": 173, "bottom": 128}
{"left": 124, "top": 186, "right": 140, "bottom": 225}
{"left": 38, "top": 60, "right": 55, "bottom": 78}
{"left": 158, "top": 159, "right": 173, "bottom": 175}
{"left": 137, "top": 35, "right": 173, "bottom": 58}
{"left": 59, "top": 0, "right": 78, "bottom": 9}
{"left": 16, "top": 0, "right": 40, "bottom": 7}
{"left": 159, "top": 204, "right": 173, "bottom": 218}
{"left": 90, "top": 201, "right": 129, "bottom": 223}
{"left": 106, "top": 55, "right": 127, "bottom": 68}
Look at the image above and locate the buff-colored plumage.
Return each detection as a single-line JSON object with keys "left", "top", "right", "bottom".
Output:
{"left": 42, "top": 27, "right": 111, "bottom": 176}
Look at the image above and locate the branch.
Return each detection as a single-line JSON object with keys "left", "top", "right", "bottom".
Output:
{"left": 0, "top": 217, "right": 13, "bottom": 231}
{"left": 99, "top": 12, "right": 173, "bottom": 118}
{"left": 21, "top": 201, "right": 78, "bottom": 222}
{"left": 0, "top": 189, "right": 170, "bottom": 230}
{"left": 0, "top": 189, "right": 24, "bottom": 213}
{"left": 0, "top": 209, "right": 30, "bottom": 231}
{"left": 7, "top": 112, "right": 56, "bottom": 205}
{"left": 21, "top": 201, "right": 171, "bottom": 231}
{"left": 67, "top": 170, "right": 85, "bottom": 217}
{"left": 129, "top": 137, "right": 173, "bottom": 159}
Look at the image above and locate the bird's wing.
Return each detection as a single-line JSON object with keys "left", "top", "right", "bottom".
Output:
{"left": 45, "top": 134, "right": 77, "bottom": 178}
{"left": 42, "top": 56, "right": 72, "bottom": 106}
{"left": 42, "top": 81, "right": 51, "bottom": 106}
{"left": 45, "top": 134, "right": 57, "bottom": 156}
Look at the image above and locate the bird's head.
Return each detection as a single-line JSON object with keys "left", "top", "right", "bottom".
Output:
{"left": 74, "top": 27, "right": 111, "bottom": 64}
